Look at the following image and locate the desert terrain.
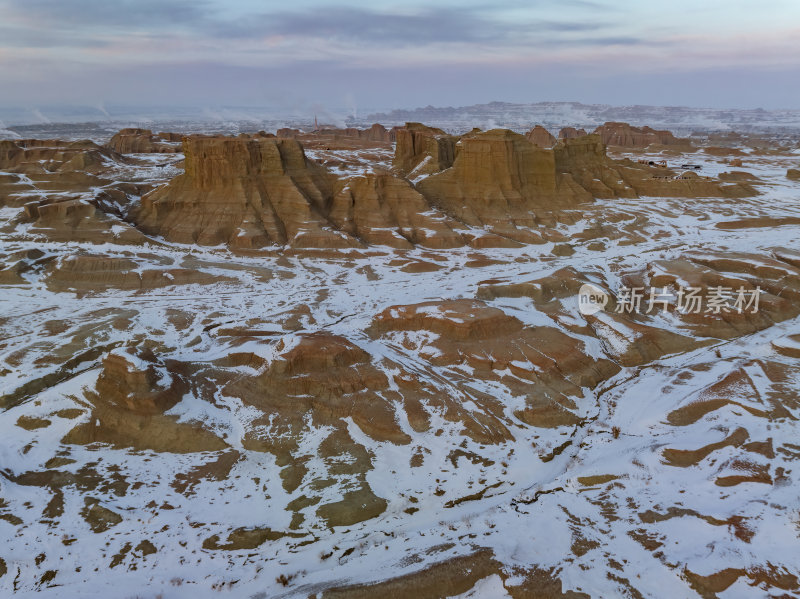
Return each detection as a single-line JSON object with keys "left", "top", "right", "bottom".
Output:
{"left": 1, "top": 118, "right": 799, "bottom": 598}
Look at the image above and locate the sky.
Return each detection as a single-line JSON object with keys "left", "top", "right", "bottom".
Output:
{"left": 1, "top": 0, "right": 800, "bottom": 116}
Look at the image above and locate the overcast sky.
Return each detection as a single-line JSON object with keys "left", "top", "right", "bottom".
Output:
{"left": 1, "top": 0, "right": 799, "bottom": 114}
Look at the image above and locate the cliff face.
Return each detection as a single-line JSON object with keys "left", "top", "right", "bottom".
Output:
{"left": 328, "top": 173, "right": 466, "bottom": 249}
{"left": 553, "top": 134, "right": 638, "bottom": 199}
{"left": 525, "top": 125, "right": 557, "bottom": 148}
{"left": 277, "top": 124, "right": 397, "bottom": 143}
{"left": 0, "top": 139, "right": 122, "bottom": 177}
{"left": 392, "top": 122, "right": 458, "bottom": 177}
{"left": 415, "top": 129, "right": 592, "bottom": 230}
{"left": 558, "top": 126, "right": 587, "bottom": 139}
{"left": 133, "top": 136, "right": 357, "bottom": 249}
{"left": 106, "top": 128, "right": 182, "bottom": 154}
{"left": 593, "top": 121, "right": 692, "bottom": 149}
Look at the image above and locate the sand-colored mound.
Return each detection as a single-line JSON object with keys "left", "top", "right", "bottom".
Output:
{"left": 370, "top": 299, "right": 619, "bottom": 428}
{"left": 416, "top": 129, "right": 592, "bottom": 232}
{"left": 558, "top": 126, "right": 588, "bottom": 139}
{"left": 133, "top": 135, "right": 358, "bottom": 249}
{"left": 329, "top": 173, "right": 466, "bottom": 248}
{"left": 45, "top": 254, "right": 233, "bottom": 292}
{"left": 525, "top": 125, "right": 557, "bottom": 148}
{"left": 105, "top": 128, "right": 182, "bottom": 154}
{"left": 226, "top": 332, "right": 409, "bottom": 445}
{"left": 392, "top": 122, "right": 458, "bottom": 177}
{"left": 593, "top": 122, "right": 693, "bottom": 150}
{"left": 64, "top": 348, "right": 227, "bottom": 453}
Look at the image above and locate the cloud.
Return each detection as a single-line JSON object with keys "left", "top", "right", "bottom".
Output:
{"left": 209, "top": 6, "right": 609, "bottom": 47}
{"left": 1, "top": 0, "right": 208, "bottom": 29}
{"left": 0, "top": 0, "right": 613, "bottom": 51}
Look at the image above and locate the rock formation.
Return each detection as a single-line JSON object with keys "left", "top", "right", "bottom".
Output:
{"left": 392, "top": 122, "right": 458, "bottom": 177}
{"left": 0, "top": 138, "right": 122, "bottom": 179}
{"left": 45, "top": 254, "right": 232, "bottom": 291}
{"left": 369, "top": 299, "right": 619, "bottom": 428}
{"left": 787, "top": 168, "right": 800, "bottom": 181}
{"left": 328, "top": 173, "right": 466, "bottom": 248}
{"left": 105, "top": 128, "right": 182, "bottom": 154}
{"left": 414, "top": 129, "right": 595, "bottom": 235}
{"left": 64, "top": 348, "right": 226, "bottom": 453}
{"left": 525, "top": 125, "right": 557, "bottom": 148}
{"left": 277, "top": 124, "right": 396, "bottom": 143}
{"left": 558, "top": 126, "right": 587, "bottom": 139}
{"left": 593, "top": 121, "right": 691, "bottom": 149}
{"left": 132, "top": 135, "right": 358, "bottom": 249}
{"left": 409, "top": 130, "right": 754, "bottom": 238}
{"left": 277, "top": 127, "right": 301, "bottom": 138}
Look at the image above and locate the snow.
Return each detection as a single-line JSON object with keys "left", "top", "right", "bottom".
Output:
{"left": 1, "top": 141, "right": 799, "bottom": 598}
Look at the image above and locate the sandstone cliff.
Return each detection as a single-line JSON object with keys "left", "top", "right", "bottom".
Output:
{"left": 593, "top": 121, "right": 692, "bottom": 149}
{"left": 525, "top": 125, "right": 557, "bottom": 148}
{"left": 106, "top": 128, "right": 182, "bottom": 154}
{"left": 392, "top": 122, "right": 458, "bottom": 178}
{"left": 558, "top": 126, "right": 587, "bottom": 139}
{"left": 133, "top": 136, "right": 357, "bottom": 249}
{"left": 415, "top": 129, "right": 593, "bottom": 234}
{"left": 328, "top": 173, "right": 466, "bottom": 248}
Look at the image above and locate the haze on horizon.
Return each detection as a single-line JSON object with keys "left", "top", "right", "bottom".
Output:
{"left": 1, "top": 0, "right": 799, "bottom": 118}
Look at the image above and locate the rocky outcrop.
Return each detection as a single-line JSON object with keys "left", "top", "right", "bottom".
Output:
{"left": 105, "top": 128, "right": 182, "bottom": 154}
{"left": 94, "top": 349, "right": 185, "bottom": 414}
{"left": 132, "top": 136, "right": 358, "bottom": 249}
{"left": 392, "top": 122, "right": 458, "bottom": 177}
{"left": 370, "top": 299, "right": 619, "bottom": 428}
{"left": 328, "top": 173, "right": 466, "bottom": 248}
{"left": 226, "top": 332, "right": 410, "bottom": 446}
{"left": 64, "top": 348, "right": 226, "bottom": 453}
{"left": 553, "top": 134, "right": 638, "bottom": 199}
{"left": 277, "top": 128, "right": 301, "bottom": 138}
{"left": 409, "top": 129, "right": 754, "bottom": 237}
{"left": 787, "top": 168, "right": 800, "bottom": 181}
{"left": 593, "top": 122, "right": 691, "bottom": 149}
{"left": 277, "top": 124, "right": 397, "bottom": 143}
{"left": 558, "top": 126, "right": 587, "bottom": 139}
{"left": 318, "top": 124, "right": 395, "bottom": 143}
{"left": 525, "top": 125, "right": 557, "bottom": 148}
{"left": 415, "top": 129, "right": 593, "bottom": 234}
{"left": 45, "top": 254, "right": 233, "bottom": 291}
{"left": 0, "top": 138, "right": 122, "bottom": 176}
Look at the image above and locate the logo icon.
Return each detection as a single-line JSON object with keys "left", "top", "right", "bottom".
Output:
{"left": 578, "top": 283, "right": 608, "bottom": 315}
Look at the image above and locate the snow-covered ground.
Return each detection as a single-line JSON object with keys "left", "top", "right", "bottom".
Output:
{"left": 1, "top": 147, "right": 799, "bottom": 598}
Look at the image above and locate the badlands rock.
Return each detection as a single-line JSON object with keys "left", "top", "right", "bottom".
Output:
{"left": 328, "top": 173, "right": 465, "bottom": 248}
{"left": 392, "top": 122, "right": 458, "bottom": 177}
{"left": 558, "top": 126, "right": 588, "bottom": 139}
{"left": 415, "top": 129, "right": 593, "bottom": 232}
{"left": 64, "top": 348, "right": 226, "bottom": 453}
{"left": 370, "top": 299, "right": 620, "bottom": 428}
{"left": 317, "top": 123, "right": 396, "bottom": 143}
{"left": 276, "top": 124, "right": 397, "bottom": 143}
{"left": 106, "top": 128, "right": 182, "bottom": 154}
{"left": 593, "top": 121, "right": 691, "bottom": 149}
{"left": 0, "top": 138, "right": 121, "bottom": 181}
{"left": 45, "top": 254, "right": 233, "bottom": 292}
{"left": 133, "top": 136, "right": 358, "bottom": 249}
{"left": 525, "top": 125, "right": 557, "bottom": 147}
{"left": 277, "top": 127, "right": 301, "bottom": 138}
{"left": 21, "top": 198, "right": 148, "bottom": 244}
{"left": 225, "top": 331, "right": 411, "bottom": 447}
{"left": 552, "top": 134, "right": 638, "bottom": 199}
